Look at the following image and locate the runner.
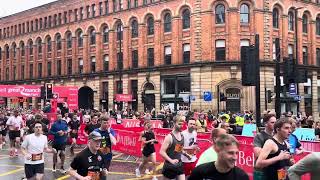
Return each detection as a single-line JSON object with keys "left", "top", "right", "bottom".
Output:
{"left": 6, "top": 110, "right": 24, "bottom": 156}
{"left": 181, "top": 118, "right": 198, "bottom": 177}
{"left": 288, "top": 152, "right": 320, "bottom": 180}
{"left": 253, "top": 114, "right": 276, "bottom": 180}
{"left": 50, "top": 114, "right": 69, "bottom": 173}
{"left": 68, "top": 131, "right": 108, "bottom": 180}
{"left": 196, "top": 128, "right": 227, "bottom": 166}
{"left": 94, "top": 116, "right": 116, "bottom": 171}
{"left": 135, "top": 122, "right": 158, "bottom": 180}
{"left": 189, "top": 134, "right": 249, "bottom": 180}
{"left": 21, "top": 121, "right": 56, "bottom": 180}
{"left": 84, "top": 115, "right": 100, "bottom": 136}
{"left": 256, "top": 119, "right": 294, "bottom": 180}
{"left": 0, "top": 112, "right": 7, "bottom": 150}
{"left": 159, "top": 115, "right": 185, "bottom": 180}
{"left": 68, "top": 114, "right": 81, "bottom": 156}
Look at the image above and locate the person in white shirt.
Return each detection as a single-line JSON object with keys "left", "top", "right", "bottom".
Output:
{"left": 6, "top": 110, "right": 24, "bottom": 156}
{"left": 181, "top": 118, "right": 199, "bottom": 177}
{"left": 21, "top": 121, "right": 55, "bottom": 180}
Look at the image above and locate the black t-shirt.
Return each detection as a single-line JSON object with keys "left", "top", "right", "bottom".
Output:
{"left": 0, "top": 117, "right": 7, "bottom": 130}
{"left": 315, "top": 128, "right": 320, "bottom": 136}
{"left": 189, "top": 162, "right": 249, "bottom": 180}
{"left": 85, "top": 123, "right": 101, "bottom": 134}
{"left": 70, "top": 147, "right": 105, "bottom": 177}
{"left": 68, "top": 120, "right": 80, "bottom": 130}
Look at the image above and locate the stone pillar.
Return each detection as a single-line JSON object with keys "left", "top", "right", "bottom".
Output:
{"left": 72, "top": 37, "right": 78, "bottom": 73}
{"left": 82, "top": 35, "right": 89, "bottom": 73}
{"left": 191, "top": 67, "right": 201, "bottom": 110}
{"left": 298, "top": 83, "right": 305, "bottom": 113}
{"left": 192, "top": 0, "right": 202, "bottom": 62}
{"left": 312, "top": 71, "right": 319, "bottom": 121}
{"left": 108, "top": 75, "right": 114, "bottom": 109}
{"left": 171, "top": 17, "right": 179, "bottom": 65}
{"left": 138, "top": 23, "right": 146, "bottom": 67}
{"left": 153, "top": 21, "right": 161, "bottom": 67}
{"left": 108, "top": 30, "right": 115, "bottom": 71}
{"left": 94, "top": 77, "right": 100, "bottom": 110}
{"left": 122, "top": 27, "right": 129, "bottom": 70}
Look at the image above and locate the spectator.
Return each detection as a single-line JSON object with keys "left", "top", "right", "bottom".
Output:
{"left": 196, "top": 113, "right": 207, "bottom": 133}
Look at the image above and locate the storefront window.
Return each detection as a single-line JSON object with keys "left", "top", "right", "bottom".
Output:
{"left": 164, "top": 79, "right": 175, "bottom": 94}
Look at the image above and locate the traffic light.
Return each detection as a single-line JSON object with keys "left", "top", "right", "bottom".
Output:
{"left": 267, "top": 90, "right": 272, "bottom": 103}
{"left": 46, "top": 83, "right": 53, "bottom": 99}
{"left": 241, "top": 45, "right": 257, "bottom": 86}
{"left": 220, "top": 93, "right": 226, "bottom": 102}
{"left": 40, "top": 86, "right": 46, "bottom": 99}
{"left": 283, "top": 57, "right": 297, "bottom": 84}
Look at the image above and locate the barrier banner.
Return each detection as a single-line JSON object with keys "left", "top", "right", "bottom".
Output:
{"left": 110, "top": 119, "right": 163, "bottom": 129}
{"left": 76, "top": 124, "right": 88, "bottom": 145}
{"left": 113, "top": 130, "right": 141, "bottom": 157}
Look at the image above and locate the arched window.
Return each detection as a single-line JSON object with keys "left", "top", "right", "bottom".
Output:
{"left": 66, "top": 33, "right": 72, "bottom": 49}
{"left": 116, "top": 23, "right": 123, "bottom": 41}
{"left": 316, "top": 17, "right": 320, "bottom": 35}
{"left": 77, "top": 30, "right": 83, "bottom": 47}
{"left": 56, "top": 34, "right": 62, "bottom": 50}
{"left": 215, "top": 4, "right": 225, "bottom": 24}
{"left": 12, "top": 44, "right": 17, "bottom": 58}
{"left": 288, "top": 11, "right": 294, "bottom": 31}
{"left": 47, "top": 37, "right": 52, "bottom": 52}
{"left": 103, "top": 26, "right": 109, "bottom": 43}
{"left": 240, "top": 4, "right": 249, "bottom": 23}
{"left": 147, "top": 17, "right": 154, "bottom": 35}
{"left": 131, "top": 20, "right": 139, "bottom": 38}
{"left": 37, "top": 39, "right": 42, "bottom": 54}
{"left": 272, "top": 8, "right": 279, "bottom": 28}
{"left": 164, "top": 13, "right": 172, "bottom": 32}
{"left": 89, "top": 28, "right": 96, "bottom": 45}
{"left": 20, "top": 42, "right": 25, "bottom": 56}
{"left": 29, "top": 41, "right": 33, "bottom": 55}
{"left": 182, "top": 9, "right": 190, "bottom": 29}
{"left": 302, "top": 14, "right": 308, "bottom": 33}
{"left": 5, "top": 45, "right": 9, "bottom": 59}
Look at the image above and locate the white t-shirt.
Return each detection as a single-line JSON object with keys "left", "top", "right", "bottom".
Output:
{"left": 6, "top": 116, "right": 23, "bottom": 130}
{"left": 181, "top": 129, "right": 197, "bottom": 163}
{"left": 21, "top": 133, "right": 48, "bottom": 164}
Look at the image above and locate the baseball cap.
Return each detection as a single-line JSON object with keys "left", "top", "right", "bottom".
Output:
{"left": 88, "top": 131, "right": 102, "bottom": 141}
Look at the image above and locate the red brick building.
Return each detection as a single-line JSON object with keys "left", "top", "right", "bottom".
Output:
{"left": 0, "top": 0, "right": 319, "bottom": 119}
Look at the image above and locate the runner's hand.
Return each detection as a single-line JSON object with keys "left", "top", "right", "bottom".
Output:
{"left": 170, "top": 159, "right": 179, "bottom": 164}
{"left": 278, "top": 151, "right": 291, "bottom": 160}
{"left": 25, "top": 154, "right": 32, "bottom": 160}
{"left": 80, "top": 176, "right": 92, "bottom": 180}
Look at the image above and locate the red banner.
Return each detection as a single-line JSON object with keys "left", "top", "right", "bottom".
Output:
{"left": 0, "top": 85, "right": 41, "bottom": 97}
{"left": 115, "top": 94, "right": 132, "bottom": 102}
{"left": 52, "top": 86, "right": 78, "bottom": 111}
{"left": 110, "top": 119, "right": 163, "bottom": 129}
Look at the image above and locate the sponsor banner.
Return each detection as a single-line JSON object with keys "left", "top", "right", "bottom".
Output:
{"left": 53, "top": 86, "right": 78, "bottom": 111}
{"left": 293, "top": 128, "right": 316, "bottom": 141}
{"left": 0, "top": 85, "right": 41, "bottom": 97}
{"left": 115, "top": 94, "right": 133, "bottom": 102}
{"left": 110, "top": 119, "right": 163, "bottom": 129}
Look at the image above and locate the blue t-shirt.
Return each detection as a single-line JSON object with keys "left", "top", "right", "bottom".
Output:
{"left": 94, "top": 128, "right": 116, "bottom": 160}
{"left": 50, "top": 120, "right": 68, "bottom": 144}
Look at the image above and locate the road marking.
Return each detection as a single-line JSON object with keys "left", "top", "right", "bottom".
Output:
{"left": 0, "top": 164, "right": 23, "bottom": 168}
{"left": 56, "top": 175, "right": 70, "bottom": 180}
{"left": 112, "top": 159, "right": 139, "bottom": 163}
{"left": 124, "top": 174, "right": 163, "bottom": 180}
{"left": 109, "top": 171, "right": 135, "bottom": 176}
{"left": 0, "top": 168, "right": 24, "bottom": 177}
{"left": 113, "top": 153, "right": 123, "bottom": 159}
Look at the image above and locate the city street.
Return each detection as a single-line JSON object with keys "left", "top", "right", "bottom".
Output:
{"left": 0, "top": 146, "right": 163, "bottom": 180}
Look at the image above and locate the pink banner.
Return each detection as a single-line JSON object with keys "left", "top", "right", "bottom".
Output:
{"left": 115, "top": 94, "right": 133, "bottom": 102}
{"left": 0, "top": 85, "right": 41, "bottom": 97}
{"left": 110, "top": 119, "right": 163, "bottom": 129}
{"left": 53, "top": 86, "right": 78, "bottom": 111}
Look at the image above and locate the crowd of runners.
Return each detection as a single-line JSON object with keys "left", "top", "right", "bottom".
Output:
{"left": 0, "top": 106, "right": 319, "bottom": 180}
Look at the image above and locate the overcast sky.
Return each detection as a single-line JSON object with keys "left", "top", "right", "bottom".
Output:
{"left": 0, "top": 0, "right": 57, "bottom": 17}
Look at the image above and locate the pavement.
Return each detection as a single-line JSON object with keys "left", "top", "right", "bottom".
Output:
{"left": 0, "top": 144, "right": 164, "bottom": 180}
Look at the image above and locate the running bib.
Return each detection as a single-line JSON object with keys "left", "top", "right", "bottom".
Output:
{"left": 31, "top": 153, "right": 43, "bottom": 161}
{"left": 88, "top": 171, "right": 100, "bottom": 180}
{"left": 174, "top": 144, "right": 183, "bottom": 152}
{"left": 99, "top": 147, "right": 111, "bottom": 154}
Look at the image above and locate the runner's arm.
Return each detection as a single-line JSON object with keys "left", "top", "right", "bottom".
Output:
{"left": 159, "top": 135, "right": 174, "bottom": 163}
{"left": 67, "top": 167, "right": 87, "bottom": 180}
{"left": 256, "top": 140, "right": 284, "bottom": 168}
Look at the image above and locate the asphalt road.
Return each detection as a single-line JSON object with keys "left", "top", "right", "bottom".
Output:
{"left": 0, "top": 145, "right": 163, "bottom": 180}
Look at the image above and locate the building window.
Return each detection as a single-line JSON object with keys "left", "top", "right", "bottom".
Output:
{"left": 119, "top": 0, "right": 123, "bottom": 10}
{"left": 147, "top": 17, "right": 154, "bottom": 35}
{"left": 273, "top": 8, "right": 279, "bottom": 28}
{"left": 21, "top": 42, "right": 25, "bottom": 56}
{"left": 116, "top": 80, "right": 123, "bottom": 94}
{"left": 103, "top": 55, "right": 109, "bottom": 71}
{"left": 80, "top": 7, "right": 84, "bottom": 20}
{"left": 240, "top": 4, "right": 249, "bottom": 23}
{"left": 67, "top": 33, "right": 72, "bottom": 49}
{"left": 164, "top": 46, "right": 172, "bottom": 65}
{"left": 91, "top": 56, "right": 96, "bottom": 72}
{"left": 79, "top": 58, "right": 83, "bottom": 73}
{"left": 57, "top": 60, "right": 61, "bottom": 75}
{"left": 0, "top": 48, "right": 1, "bottom": 60}
{"left": 5, "top": 68, "right": 9, "bottom": 80}
{"left": 102, "top": 82, "right": 109, "bottom": 99}
{"left": 132, "top": 50, "right": 138, "bottom": 68}
{"left": 216, "top": 40, "right": 226, "bottom": 61}
{"left": 86, "top": 6, "right": 90, "bottom": 18}
{"left": 58, "top": 13, "right": 62, "bottom": 25}
{"left": 317, "top": 48, "right": 320, "bottom": 66}
{"left": 29, "top": 64, "right": 33, "bottom": 79}
{"left": 74, "top": 9, "right": 78, "bottom": 21}
{"left": 134, "top": 0, "right": 138, "bottom": 7}
{"left": 48, "top": 16, "right": 52, "bottom": 27}
{"left": 54, "top": 15, "right": 57, "bottom": 26}
{"left": 288, "top": 44, "right": 294, "bottom": 60}
{"left": 78, "top": 31, "right": 83, "bottom": 47}
{"left": 38, "top": 63, "right": 42, "bottom": 78}
{"left": 89, "top": 29, "right": 96, "bottom": 45}
{"left": 117, "top": 24, "right": 123, "bottom": 41}
{"left": 131, "top": 20, "right": 139, "bottom": 38}
{"left": 117, "top": 52, "right": 123, "bottom": 70}
{"left": 13, "top": 44, "right": 17, "bottom": 58}
{"left": 303, "top": 46, "right": 308, "bottom": 65}
{"left": 99, "top": 2, "right": 103, "bottom": 15}
{"left": 103, "top": 27, "right": 109, "bottom": 43}
{"left": 316, "top": 17, "right": 320, "bottom": 35}
{"left": 64, "top": 12, "right": 67, "bottom": 24}
{"left": 29, "top": 41, "right": 33, "bottom": 55}
{"left": 13, "top": 66, "right": 16, "bottom": 80}
{"left": 302, "top": 14, "right": 308, "bottom": 33}
{"left": 67, "top": 59, "right": 72, "bottom": 75}
{"left": 147, "top": 48, "right": 154, "bottom": 67}
{"left": 183, "top": 44, "right": 190, "bottom": 64}
{"left": 127, "top": 0, "right": 131, "bottom": 9}
{"left": 21, "top": 65, "right": 25, "bottom": 79}
{"left": 37, "top": 39, "right": 42, "bottom": 54}
{"left": 164, "top": 13, "right": 172, "bottom": 32}
{"left": 92, "top": 4, "right": 96, "bottom": 17}
{"left": 5, "top": 46, "right": 9, "bottom": 59}
{"left": 47, "top": 62, "right": 51, "bottom": 76}
{"left": 215, "top": 4, "right": 225, "bottom": 24}
{"left": 47, "top": 37, "right": 52, "bottom": 52}
{"left": 288, "top": 11, "right": 294, "bottom": 31}
{"left": 105, "top": 0, "right": 109, "bottom": 14}
{"left": 56, "top": 34, "right": 62, "bottom": 50}
{"left": 182, "top": 9, "right": 190, "bottom": 29}
{"left": 113, "top": 0, "right": 117, "bottom": 12}
{"left": 143, "top": 0, "right": 147, "bottom": 5}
